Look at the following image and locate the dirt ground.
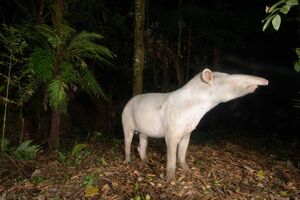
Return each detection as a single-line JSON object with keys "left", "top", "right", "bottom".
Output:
{"left": 0, "top": 136, "right": 299, "bottom": 200}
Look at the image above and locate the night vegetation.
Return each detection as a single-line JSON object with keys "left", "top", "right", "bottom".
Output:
{"left": 0, "top": 0, "right": 299, "bottom": 199}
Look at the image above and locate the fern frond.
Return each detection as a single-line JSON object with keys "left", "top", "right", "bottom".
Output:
{"left": 68, "top": 31, "right": 103, "bottom": 47}
{"left": 48, "top": 77, "right": 69, "bottom": 112}
{"left": 61, "top": 61, "right": 77, "bottom": 82}
{"left": 67, "top": 31, "right": 114, "bottom": 65}
{"left": 70, "top": 42, "right": 114, "bottom": 65}
{"left": 56, "top": 24, "right": 76, "bottom": 45}
{"left": 14, "top": 140, "right": 41, "bottom": 160}
{"left": 78, "top": 66, "right": 106, "bottom": 99}
{"left": 29, "top": 48, "right": 54, "bottom": 82}
{"left": 35, "top": 24, "right": 61, "bottom": 48}
{"left": 17, "top": 78, "right": 39, "bottom": 106}
{"left": 71, "top": 143, "right": 88, "bottom": 157}
{"left": 294, "top": 98, "right": 300, "bottom": 108}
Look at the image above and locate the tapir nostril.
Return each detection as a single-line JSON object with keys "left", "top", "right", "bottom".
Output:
{"left": 257, "top": 78, "right": 269, "bottom": 86}
{"left": 261, "top": 79, "right": 269, "bottom": 86}
{"left": 264, "top": 79, "right": 269, "bottom": 85}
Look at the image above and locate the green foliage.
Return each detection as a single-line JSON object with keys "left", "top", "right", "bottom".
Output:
{"left": 56, "top": 143, "right": 92, "bottom": 165}
{"left": 31, "top": 175, "right": 46, "bottom": 184}
{"left": 0, "top": 138, "right": 10, "bottom": 152}
{"left": 89, "top": 131, "right": 102, "bottom": 143}
{"left": 71, "top": 143, "right": 90, "bottom": 165}
{"left": 17, "top": 78, "right": 39, "bottom": 106}
{"left": 61, "top": 61, "right": 77, "bottom": 82}
{"left": 280, "top": 191, "right": 288, "bottom": 197}
{"left": 0, "top": 24, "right": 28, "bottom": 55}
{"left": 294, "top": 48, "right": 300, "bottom": 72}
{"left": 30, "top": 23, "right": 114, "bottom": 113}
{"left": 263, "top": 0, "right": 300, "bottom": 108}
{"left": 29, "top": 48, "right": 54, "bottom": 82}
{"left": 71, "top": 143, "right": 88, "bottom": 157}
{"left": 131, "top": 183, "right": 151, "bottom": 200}
{"left": 0, "top": 24, "right": 31, "bottom": 152}
{"left": 262, "top": 0, "right": 298, "bottom": 31}
{"left": 36, "top": 24, "right": 114, "bottom": 64}
{"left": 293, "top": 93, "right": 300, "bottom": 108}
{"left": 48, "top": 77, "right": 69, "bottom": 112}
{"left": 0, "top": 86, "right": 4, "bottom": 93}
{"left": 57, "top": 150, "right": 67, "bottom": 164}
{"left": 13, "top": 140, "right": 41, "bottom": 160}
{"left": 82, "top": 174, "right": 96, "bottom": 186}
{"left": 78, "top": 67, "right": 106, "bottom": 98}
{"left": 98, "top": 157, "right": 108, "bottom": 166}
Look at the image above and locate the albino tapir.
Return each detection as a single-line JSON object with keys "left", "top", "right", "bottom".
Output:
{"left": 122, "top": 68, "right": 268, "bottom": 180}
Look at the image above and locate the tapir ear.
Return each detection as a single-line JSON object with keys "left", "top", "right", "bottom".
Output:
{"left": 201, "top": 68, "right": 214, "bottom": 84}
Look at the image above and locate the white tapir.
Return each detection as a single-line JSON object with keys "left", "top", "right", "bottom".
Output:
{"left": 122, "top": 68, "right": 268, "bottom": 180}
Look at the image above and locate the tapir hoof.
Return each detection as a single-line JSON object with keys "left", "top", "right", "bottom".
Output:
{"left": 141, "top": 157, "right": 149, "bottom": 163}
{"left": 166, "top": 168, "right": 176, "bottom": 181}
{"left": 180, "top": 163, "right": 192, "bottom": 174}
{"left": 124, "top": 158, "right": 131, "bottom": 164}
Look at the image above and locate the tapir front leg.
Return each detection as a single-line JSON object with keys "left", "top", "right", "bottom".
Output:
{"left": 178, "top": 133, "right": 192, "bottom": 173}
{"left": 165, "top": 134, "right": 180, "bottom": 181}
{"left": 138, "top": 133, "right": 148, "bottom": 162}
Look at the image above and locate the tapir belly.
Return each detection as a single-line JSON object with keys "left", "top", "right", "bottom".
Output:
{"left": 133, "top": 109, "right": 165, "bottom": 138}
{"left": 130, "top": 93, "right": 167, "bottom": 138}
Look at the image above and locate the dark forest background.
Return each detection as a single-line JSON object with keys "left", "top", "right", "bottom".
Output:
{"left": 0, "top": 0, "right": 299, "bottom": 149}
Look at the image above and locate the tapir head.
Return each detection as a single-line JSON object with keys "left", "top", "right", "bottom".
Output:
{"left": 201, "top": 68, "right": 269, "bottom": 103}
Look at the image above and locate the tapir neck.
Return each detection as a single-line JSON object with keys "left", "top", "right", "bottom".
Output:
{"left": 176, "top": 74, "right": 221, "bottom": 108}
{"left": 171, "top": 84, "right": 218, "bottom": 134}
{"left": 171, "top": 76, "right": 221, "bottom": 133}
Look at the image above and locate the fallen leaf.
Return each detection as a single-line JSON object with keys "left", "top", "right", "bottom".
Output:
{"left": 102, "top": 184, "right": 110, "bottom": 195}
{"left": 279, "top": 191, "right": 288, "bottom": 197}
{"left": 257, "top": 170, "right": 265, "bottom": 180}
{"left": 31, "top": 169, "right": 42, "bottom": 178}
{"left": 85, "top": 185, "right": 99, "bottom": 197}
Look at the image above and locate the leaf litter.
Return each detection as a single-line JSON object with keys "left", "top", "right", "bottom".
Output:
{"left": 0, "top": 137, "right": 299, "bottom": 200}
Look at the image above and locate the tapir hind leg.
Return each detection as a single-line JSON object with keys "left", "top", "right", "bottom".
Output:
{"left": 138, "top": 133, "right": 148, "bottom": 162}
{"left": 124, "top": 128, "right": 134, "bottom": 163}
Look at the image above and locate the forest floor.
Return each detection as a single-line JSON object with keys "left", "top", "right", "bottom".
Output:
{"left": 0, "top": 134, "right": 299, "bottom": 200}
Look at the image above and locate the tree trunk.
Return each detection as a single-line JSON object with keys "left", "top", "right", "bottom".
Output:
{"left": 133, "top": 0, "right": 145, "bottom": 96}
{"left": 35, "top": 0, "right": 44, "bottom": 24}
{"left": 52, "top": 0, "right": 64, "bottom": 28}
{"left": 152, "top": 64, "right": 159, "bottom": 91}
{"left": 176, "top": 0, "right": 184, "bottom": 86}
{"left": 48, "top": 109, "right": 61, "bottom": 148}
{"left": 162, "top": 64, "right": 170, "bottom": 92}
{"left": 48, "top": 0, "right": 64, "bottom": 149}
{"left": 186, "top": 22, "right": 192, "bottom": 81}
{"left": 175, "top": 57, "right": 184, "bottom": 86}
